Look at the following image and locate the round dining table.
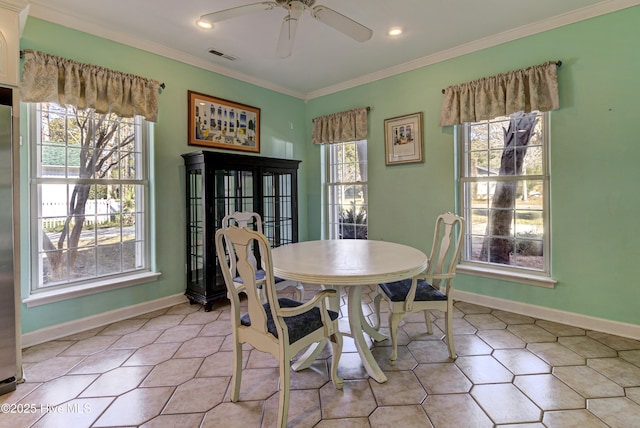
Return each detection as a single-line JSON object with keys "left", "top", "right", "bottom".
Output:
{"left": 271, "top": 239, "right": 428, "bottom": 383}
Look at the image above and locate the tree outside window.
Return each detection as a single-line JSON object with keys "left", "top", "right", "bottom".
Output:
{"left": 459, "top": 111, "right": 549, "bottom": 273}
{"left": 31, "top": 103, "right": 149, "bottom": 290}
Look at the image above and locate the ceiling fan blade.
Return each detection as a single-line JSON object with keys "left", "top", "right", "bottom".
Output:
{"left": 200, "top": 1, "right": 278, "bottom": 24}
{"left": 276, "top": 2, "right": 304, "bottom": 58}
{"left": 276, "top": 15, "right": 298, "bottom": 58}
{"left": 311, "top": 6, "right": 373, "bottom": 42}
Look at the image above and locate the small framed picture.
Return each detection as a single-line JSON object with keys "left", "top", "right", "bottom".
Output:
{"left": 384, "top": 112, "right": 423, "bottom": 165}
{"left": 187, "top": 90, "right": 260, "bottom": 153}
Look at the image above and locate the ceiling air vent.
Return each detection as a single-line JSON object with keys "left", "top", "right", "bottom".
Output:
{"left": 208, "top": 49, "right": 237, "bottom": 61}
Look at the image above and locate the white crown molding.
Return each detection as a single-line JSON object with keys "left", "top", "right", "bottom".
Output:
{"left": 26, "top": 2, "right": 306, "bottom": 100}
{"left": 0, "top": 0, "right": 29, "bottom": 12}
{"left": 455, "top": 289, "right": 640, "bottom": 341}
{"left": 305, "top": 0, "right": 640, "bottom": 100}
{"left": 25, "top": 0, "right": 640, "bottom": 100}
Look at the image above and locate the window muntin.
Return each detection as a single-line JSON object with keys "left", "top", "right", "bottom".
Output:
{"left": 459, "top": 112, "right": 549, "bottom": 274}
{"left": 31, "top": 103, "right": 149, "bottom": 291}
{"left": 326, "top": 140, "right": 368, "bottom": 240}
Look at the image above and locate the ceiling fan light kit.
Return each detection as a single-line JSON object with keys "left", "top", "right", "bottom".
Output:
{"left": 196, "top": 19, "right": 213, "bottom": 29}
{"left": 198, "top": 0, "right": 373, "bottom": 58}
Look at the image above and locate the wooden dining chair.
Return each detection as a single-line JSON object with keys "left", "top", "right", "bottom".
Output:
{"left": 373, "top": 212, "right": 465, "bottom": 360}
{"left": 222, "top": 211, "right": 305, "bottom": 301}
{"left": 215, "top": 225, "right": 343, "bottom": 428}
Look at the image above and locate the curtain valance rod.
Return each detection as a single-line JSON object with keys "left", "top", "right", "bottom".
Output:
{"left": 20, "top": 49, "right": 166, "bottom": 90}
{"left": 440, "top": 60, "right": 562, "bottom": 94}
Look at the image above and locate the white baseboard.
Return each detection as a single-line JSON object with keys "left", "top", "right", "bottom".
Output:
{"left": 21, "top": 294, "right": 190, "bottom": 349}
{"left": 22, "top": 290, "right": 640, "bottom": 348}
{"left": 455, "top": 290, "right": 640, "bottom": 341}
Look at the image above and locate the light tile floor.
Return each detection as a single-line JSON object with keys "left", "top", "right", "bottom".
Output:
{"left": 3, "top": 284, "right": 640, "bottom": 427}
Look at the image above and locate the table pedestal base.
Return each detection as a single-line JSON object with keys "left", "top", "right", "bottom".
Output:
{"left": 292, "top": 285, "right": 389, "bottom": 383}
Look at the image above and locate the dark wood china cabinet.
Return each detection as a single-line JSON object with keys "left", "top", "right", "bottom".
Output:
{"left": 182, "top": 150, "right": 300, "bottom": 310}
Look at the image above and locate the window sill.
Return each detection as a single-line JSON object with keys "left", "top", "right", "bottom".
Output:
{"left": 456, "top": 264, "right": 556, "bottom": 288}
{"left": 22, "top": 271, "right": 162, "bottom": 308}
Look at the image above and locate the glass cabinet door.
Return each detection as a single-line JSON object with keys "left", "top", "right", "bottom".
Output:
{"left": 213, "top": 169, "right": 256, "bottom": 228}
{"left": 262, "top": 170, "right": 296, "bottom": 247}
{"left": 183, "top": 151, "right": 300, "bottom": 310}
{"left": 187, "top": 168, "right": 204, "bottom": 292}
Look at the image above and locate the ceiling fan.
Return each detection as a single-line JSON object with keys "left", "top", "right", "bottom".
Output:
{"left": 197, "top": 0, "right": 373, "bottom": 58}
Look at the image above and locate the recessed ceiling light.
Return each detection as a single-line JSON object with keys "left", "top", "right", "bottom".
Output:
{"left": 196, "top": 19, "right": 213, "bottom": 29}
{"left": 388, "top": 27, "right": 403, "bottom": 36}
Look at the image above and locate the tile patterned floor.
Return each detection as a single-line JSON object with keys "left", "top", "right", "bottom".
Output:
{"left": 3, "top": 284, "right": 640, "bottom": 427}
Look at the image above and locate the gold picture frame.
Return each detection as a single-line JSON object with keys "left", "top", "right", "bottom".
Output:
{"left": 384, "top": 112, "right": 423, "bottom": 165}
{"left": 188, "top": 90, "right": 260, "bottom": 153}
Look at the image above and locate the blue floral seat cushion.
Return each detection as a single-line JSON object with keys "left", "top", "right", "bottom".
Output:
{"left": 233, "top": 269, "right": 290, "bottom": 284}
{"left": 240, "top": 297, "right": 339, "bottom": 344}
{"left": 379, "top": 278, "right": 447, "bottom": 302}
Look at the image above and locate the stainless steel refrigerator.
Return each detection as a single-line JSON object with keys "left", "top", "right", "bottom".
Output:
{"left": 0, "top": 86, "right": 16, "bottom": 395}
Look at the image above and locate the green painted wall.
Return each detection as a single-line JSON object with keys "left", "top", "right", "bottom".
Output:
{"left": 306, "top": 6, "right": 640, "bottom": 325}
{"left": 19, "top": 18, "right": 308, "bottom": 333}
{"left": 19, "top": 5, "right": 640, "bottom": 333}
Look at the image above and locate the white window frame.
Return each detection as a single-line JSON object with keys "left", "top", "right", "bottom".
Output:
{"left": 324, "top": 140, "right": 368, "bottom": 240}
{"left": 456, "top": 112, "right": 556, "bottom": 288}
{"left": 24, "top": 103, "right": 159, "bottom": 307}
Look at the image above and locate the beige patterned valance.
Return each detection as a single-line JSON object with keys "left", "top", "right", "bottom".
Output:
{"left": 312, "top": 107, "right": 368, "bottom": 144}
{"left": 21, "top": 50, "right": 162, "bottom": 122}
{"left": 440, "top": 61, "right": 560, "bottom": 126}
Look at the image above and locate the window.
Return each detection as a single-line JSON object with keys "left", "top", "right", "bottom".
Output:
{"left": 458, "top": 111, "right": 550, "bottom": 279}
{"left": 30, "top": 103, "right": 150, "bottom": 293}
{"left": 326, "top": 140, "right": 368, "bottom": 239}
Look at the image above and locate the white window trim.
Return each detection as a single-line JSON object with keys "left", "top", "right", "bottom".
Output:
{"left": 456, "top": 112, "right": 554, "bottom": 287}
{"left": 456, "top": 263, "right": 556, "bottom": 288}
{"left": 26, "top": 103, "right": 155, "bottom": 300}
{"left": 22, "top": 271, "right": 161, "bottom": 307}
{"left": 323, "top": 140, "right": 368, "bottom": 240}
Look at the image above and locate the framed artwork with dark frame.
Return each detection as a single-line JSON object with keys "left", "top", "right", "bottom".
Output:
{"left": 384, "top": 112, "right": 423, "bottom": 165}
{"left": 188, "top": 90, "right": 260, "bottom": 153}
